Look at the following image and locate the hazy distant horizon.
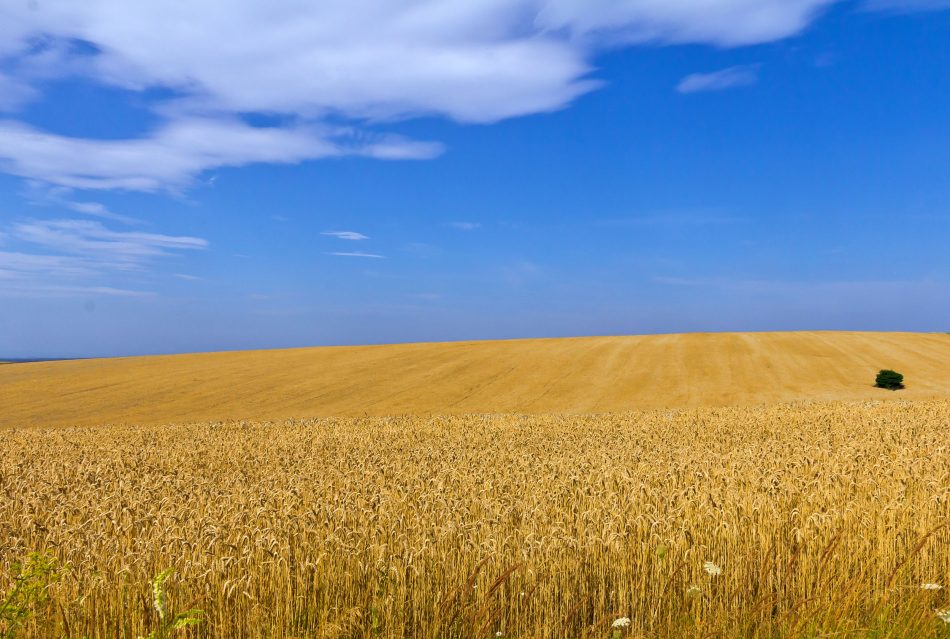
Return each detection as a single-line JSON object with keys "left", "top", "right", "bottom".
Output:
{"left": 4, "top": 327, "right": 948, "bottom": 361}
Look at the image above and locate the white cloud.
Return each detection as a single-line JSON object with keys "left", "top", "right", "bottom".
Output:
{"left": 0, "top": 2, "right": 596, "bottom": 124}
{"left": 536, "top": 0, "right": 836, "bottom": 46}
{"left": 328, "top": 251, "right": 386, "bottom": 259}
{"left": 322, "top": 231, "right": 370, "bottom": 240}
{"left": 0, "top": 119, "right": 440, "bottom": 191}
{"left": 0, "top": 1, "right": 840, "bottom": 191}
{"left": 677, "top": 65, "right": 760, "bottom": 93}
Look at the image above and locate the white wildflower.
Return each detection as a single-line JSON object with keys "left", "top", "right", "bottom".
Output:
{"left": 611, "top": 617, "right": 631, "bottom": 628}
{"left": 921, "top": 583, "right": 943, "bottom": 590}
{"left": 496, "top": 632, "right": 503, "bottom": 637}
{"left": 703, "top": 561, "right": 722, "bottom": 576}
{"left": 937, "top": 610, "right": 950, "bottom": 623}
{"left": 686, "top": 585, "right": 701, "bottom": 596}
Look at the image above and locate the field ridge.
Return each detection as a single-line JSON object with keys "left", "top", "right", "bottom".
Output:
{"left": 1, "top": 330, "right": 947, "bottom": 428}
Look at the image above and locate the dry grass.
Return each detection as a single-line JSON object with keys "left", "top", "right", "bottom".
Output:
{"left": 3, "top": 400, "right": 950, "bottom": 637}
{"left": 1, "top": 331, "right": 949, "bottom": 429}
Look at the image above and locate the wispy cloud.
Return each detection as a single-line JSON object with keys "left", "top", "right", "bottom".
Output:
{"left": 0, "top": 218, "right": 207, "bottom": 297}
{"left": 677, "top": 65, "right": 760, "bottom": 94}
{"left": 0, "top": 248, "right": 146, "bottom": 297}
{"left": 0, "top": 283, "right": 156, "bottom": 298}
{"left": 447, "top": 222, "right": 481, "bottom": 231}
{"left": 14, "top": 219, "right": 207, "bottom": 261}
{"left": 322, "top": 231, "right": 369, "bottom": 240}
{"left": 25, "top": 184, "right": 141, "bottom": 224}
{"left": 328, "top": 251, "right": 385, "bottom": 259}
{"left": 0, "top": 119, "right": 442, "bottom": 191}
{"left": 65, "top": 201, "right": 140, "bottom": 225}
{"left": 0, "top": 250, "right": 99, "bottom": 279}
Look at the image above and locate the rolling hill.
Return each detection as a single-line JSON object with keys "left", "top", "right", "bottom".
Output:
{"left": 1, "top": 331, "right": 947, "bottom": 429}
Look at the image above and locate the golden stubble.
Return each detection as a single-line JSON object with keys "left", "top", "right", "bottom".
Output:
{"left": 2, "top": 331, "right": 948, "bottom": 429}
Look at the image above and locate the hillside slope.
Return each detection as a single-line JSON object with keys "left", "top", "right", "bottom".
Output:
{"left": 1, "top": 331, "right": 947, "bottom": 428}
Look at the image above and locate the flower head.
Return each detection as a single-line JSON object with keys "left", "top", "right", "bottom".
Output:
{"left": 611, "top": 617, "right": 631, "bottom": 628}
{"left": 937, "top": 610, "right": 950, "bottom": 624}
{"left": 921, "top": 583, "right": 943, "bottom": 590}
{"left": 703, "top": 561, "right": 722, "bottom": 577}
{"left": 686, "top": 585, "right": 701, "bottom": 597}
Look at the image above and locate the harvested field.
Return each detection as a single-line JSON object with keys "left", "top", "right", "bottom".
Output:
{"left": 1, "top": 331, "right": 948, "bottom": 428}
{"left": 2, "top": 400, "right": 950, "bottom": 637}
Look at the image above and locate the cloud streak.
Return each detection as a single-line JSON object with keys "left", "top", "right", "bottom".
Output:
{"left": 447, "top": 222, "right": 481, "bottom": 231}
{"left": 0, "top": 119, "right": 441, "bottom": 191}
{"left": 322, "top": 231, "right": 370, "bottom": 240}
{"left": 328, "top": 251, "right": 386, "bottom": 259}
{"left": 25, "top": 185, "right": 143, "bottom": 224}
{"left": 65, "top": 201, "right": 141, "bottom": 225}
{"left": 538, "top": 0, "right": 837, "bottom": 46}
{"left": 0, "top": 218, "right": 207, "bottom": 297}
{"left": 677, "top": 65, "right": 760, "bottom": 94}
{"left": 13, "top": 219, "right": 207, "bottom": 260}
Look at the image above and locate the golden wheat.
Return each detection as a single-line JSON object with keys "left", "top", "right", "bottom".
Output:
{"left": 2, "top": 400, "right": 950, "bottom": 637}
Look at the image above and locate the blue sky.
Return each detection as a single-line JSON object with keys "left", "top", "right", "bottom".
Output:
{"left": 0, "top": 0, "right": 948, "bottom": 358}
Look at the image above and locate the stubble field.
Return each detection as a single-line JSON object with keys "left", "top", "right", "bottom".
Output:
{"left": 1, "top": 331, "right": 948, "bottom": 429}
{"left": 3, "top": 399, "right": 950, "bottom": 638}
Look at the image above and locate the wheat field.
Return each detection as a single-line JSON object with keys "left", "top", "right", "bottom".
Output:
{"left": 1, "top": 331, "right": 948, "bottom": 429}
{"left": 3, "top": 400, "right": 950, "bottom": 638}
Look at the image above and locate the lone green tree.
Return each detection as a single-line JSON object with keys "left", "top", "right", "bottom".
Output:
{"left": 875, "top": 369, "right": 904, "bottom": 390}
